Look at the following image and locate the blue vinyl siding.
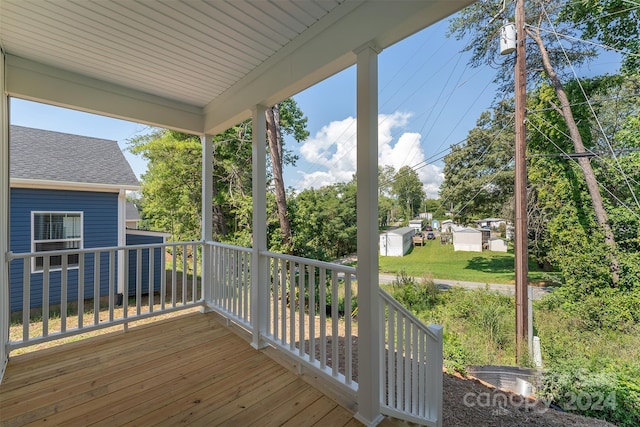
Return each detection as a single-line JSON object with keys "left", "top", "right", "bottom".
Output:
{"left": 125, "top": 233, "right": 165, "bottom": 296}
{"left": 9, "top": 188, "right": 119, "bottom": 311}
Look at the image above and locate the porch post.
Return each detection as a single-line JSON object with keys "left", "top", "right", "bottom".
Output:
{"left": 250, "top": 104, "right": 268, "bottom": 349}
{"left": 0, "top": 48, "right": 10, "bottom": 382}
{"left": 201, "top": 134, "right": 213, "bottom": 308}
{"left": 354, "top": 43, "right": 383, "bottom": 426}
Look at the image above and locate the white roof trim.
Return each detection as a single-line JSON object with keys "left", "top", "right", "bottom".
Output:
{"left": 126, "top": 229, "right": 171, "bottom": 238}
{"left": 10, "top": 178, "right": 140, "bottom": 193}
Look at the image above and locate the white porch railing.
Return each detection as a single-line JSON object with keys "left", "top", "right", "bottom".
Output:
{"left": 7, "top": 241, "right": 203, "bottom": 351}
{"left": 379, "top": 288, "right": 443, "bottom": 427}
{"left": 204, "top": 242, "right": 443, "bottom": 426}
{"left": 6, "top": 240, "right": 443, "bottom": 426}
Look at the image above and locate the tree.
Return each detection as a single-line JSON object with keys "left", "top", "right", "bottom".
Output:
{"left": 561, "top": 0, "right": 640, "bottom": 72}
{"left": 449, "top": 0, "right": 622, "bottom": 284}
{"left": 128, "top": 130, "right": 202, "bottom": 242}
{"left": 290, "top": 179, "right": 357, "bottom": 260}
{"left": 378, "top": 165, "right": 397, "bottom": 227}
{"left": 129, "top": 99, "right": 309, "bottom": 254}
{"left": 440, "top": 100, "right": 515, "bottom": 224}
{"left": 391, "top": 166, "right": 425, "bottom": 220}
{"left": 265, "top": 99, "right": 309, "bottom": 253}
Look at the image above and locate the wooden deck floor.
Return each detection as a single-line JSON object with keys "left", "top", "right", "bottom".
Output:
{"left": 0, "top": 311, "right": 368, "bottom": 427}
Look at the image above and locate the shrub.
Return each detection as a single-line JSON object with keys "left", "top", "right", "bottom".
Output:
{"left": 390, "top": 271, "right": 439, "bottom": 311}
{"left": 540, "top": 363, "right": 640, "bottom": 426}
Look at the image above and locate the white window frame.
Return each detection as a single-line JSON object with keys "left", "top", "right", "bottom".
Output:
{"left": 31, "top": 211, "right": 84, "bottom": 273}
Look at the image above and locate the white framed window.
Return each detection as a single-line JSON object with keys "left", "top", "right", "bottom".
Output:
{"left": 31, "top": 211, "right": 83, "bottom": 273}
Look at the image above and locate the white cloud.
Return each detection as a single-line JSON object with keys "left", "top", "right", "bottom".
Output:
{"left": 295, "top": 112, "right": 443, "bottom": 198}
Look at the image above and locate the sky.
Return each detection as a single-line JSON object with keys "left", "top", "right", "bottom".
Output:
{"left": 9, "top": 15, "right": 622, "bottom": 199}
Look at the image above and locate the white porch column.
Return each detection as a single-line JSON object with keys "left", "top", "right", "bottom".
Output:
{"left": 355, "top": 43, "right": 383, "bottom": 426}
{"left": 250, "top": 105, "right": 268, "bottom": 349}
{"left": 0, "top": 48, "right": 10, "bottom": 382}
{"left": 201, "top": 134, "right": 213, "bottom": 308}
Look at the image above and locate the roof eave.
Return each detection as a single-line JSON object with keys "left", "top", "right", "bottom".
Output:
{"left": 10, "top": 178, "right": 140, "bottom": 193}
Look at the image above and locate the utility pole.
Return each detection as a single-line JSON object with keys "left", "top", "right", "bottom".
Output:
{"left": 514, "top": 0, "right": 529, "bottom": 363}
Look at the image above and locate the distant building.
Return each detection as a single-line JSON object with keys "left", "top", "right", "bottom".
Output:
{"left": 452, "top": 227, "right": 482, "bottom": 252}
{"left": 476, "top": 218, "right": 507, "bottom": 230}
{"left": 488, "top": 238, "right": 508, "bottom": 252}
{"left": 380, "top": 227, "right": 415, "bottom": 257}
{"left": 441, "top": 219, "right": 455, "bottom": 233}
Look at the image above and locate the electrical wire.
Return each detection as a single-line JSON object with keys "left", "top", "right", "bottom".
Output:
{"left": 527, "top": 118, "right": 640, "bottom": 221}
{"left": 538, "top": 0, "right": 640, "bottom": 211}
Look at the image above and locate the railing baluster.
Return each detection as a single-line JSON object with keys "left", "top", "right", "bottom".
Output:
{"left": 344, "top": 272, "right": 352, "bottom": 385}
{"left": 280, "top": 259, "right": 286, "bottom": 345}
{"left": 388, "top": 304, "right": 395, "bottom": 407}
{"left": 404, "top": 316, "right": 411, "bottom": 412}
{"left": 171, "top": 247, "right": 177, "bottom": 308}
{"left": 319, "top": 268, "right": 326, "bottom": 369}
{"left": 148, "top": 248, "right": 154, "bottom": 312}
{"left": 182, "top": 244, "right": 188, "bottom": 305}
{"left": 78, "top": 253, "right": 84, "bottom": 329}
{"left": 416, "top": 325, "right": 421, "bottom": 412}
{"left": 191, "top": 243, "right": 197, "bottom": 302}
{"left": 123, "top": 249, "right": 128, "bottom": 330}
{"left": 243, "top": 252, "right": 249, "bottom": 322}
{"left": 298, "top": 262, "right": 305, "bottom": 357}
{"left": 160, "top": 247, "right": 166, "bottom": 310}
{"left": 270, "top": 257, "right": 277, "bottom": 338}
{"left": 22, "top": 258, "right": 30, "bottom": 342}
{"left": 136, "top": 248, "right": 142, "bottom": 315}
{"left": 331, "top": 270, "right": 338, "bottom": 377}
{"left": 94, "top": 251, "right": 101, "bottom": 325}
{"left": 308, "top": 266, "right": 315, "bottom": 364}
{"left": 289, "top": 260, "right": 295, "bottom": 351}
{"left": 109, "top": 250, "right": 115, "bottom": 322}
{"left": 42, "top": 256, "right": 49, "bottom": 337}
{"left": 61, "top": 255, "right": 68, "bottom": 333}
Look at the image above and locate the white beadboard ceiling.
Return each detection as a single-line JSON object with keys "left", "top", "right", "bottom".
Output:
{"left": 0, "top": 0, "right": 475, "bottom": 135}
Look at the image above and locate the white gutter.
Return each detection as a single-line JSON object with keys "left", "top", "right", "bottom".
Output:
{"left": 10, "top": 178, "right": 140, "bottom": 193}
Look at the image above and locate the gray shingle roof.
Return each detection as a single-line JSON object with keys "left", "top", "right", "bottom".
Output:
{"left": 10, "top": 125, "right": 139, "bottom": 188}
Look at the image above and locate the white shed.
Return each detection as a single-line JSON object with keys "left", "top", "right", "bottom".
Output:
{"left": 488, "top": 238, "right": 508, "bottom": 252}
{"left": 453, "top": 227, "right": 483, "bottom": 252}
{"left": 380, "top": 227, "right": 415, "bottom": 257}
{"left": 408, "top": 219, "right": 424, "bottom": 233}
{"left": 441, "top": 220, "right": 455, "bottom": 233}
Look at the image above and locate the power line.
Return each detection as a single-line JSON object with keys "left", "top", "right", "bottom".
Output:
{"left": 538, "top": 0, "right": 640, "bottom": 211}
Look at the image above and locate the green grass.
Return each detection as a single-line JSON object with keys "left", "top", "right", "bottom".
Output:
{"left": 379, "top": 240, "right": 547, "bottom": 284}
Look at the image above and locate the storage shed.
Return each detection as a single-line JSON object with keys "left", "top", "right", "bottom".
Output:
{"left": 488, "top": 238, "right": 508, "bottom": 252}
{"left": 408, "top": 219, "right": 424, "bottom": 233}
{"left": 453, "top": 227, "right": 483, "bottom": 252}
{"left": 380, "top": 227, "right": 415, "bottom": 257}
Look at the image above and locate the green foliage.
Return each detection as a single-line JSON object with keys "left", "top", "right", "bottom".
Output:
{"left": 390, "top": 271, "right": 439, "bottom": 311}
{"left": 440, "top": 100, "right": 515, "bottom": 224}
{"left": 533, "top": 302, "right": 640, "bottom": 426}
{"left": 561, "top": 0, "right": 640, "bottom": 72}
{"left": 448, "top": 1, "right": 597, "bottom": 93}
{"left": 391, "top": 166, "right": 425, "bottom": 220}
{"left": 290, "top": 180, "right": 357, "bottom": 260}
{"left": 128, "top": 130, "right": 203, "bottom": 242}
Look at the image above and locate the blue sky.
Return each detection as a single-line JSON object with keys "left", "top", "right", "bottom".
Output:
{"left": 10, "top": 16, "right": 621, "bottom": 198}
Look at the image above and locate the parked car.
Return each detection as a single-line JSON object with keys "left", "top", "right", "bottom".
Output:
{"left": 426, "top": 231, "right": 435, "bottom": 240}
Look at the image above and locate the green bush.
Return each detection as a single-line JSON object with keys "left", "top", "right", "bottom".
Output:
{"left": 540, "top": 363, "right": 640, "bottom": 426}
{"left": 390, "top": 271, "right": 439, "bottom": 311}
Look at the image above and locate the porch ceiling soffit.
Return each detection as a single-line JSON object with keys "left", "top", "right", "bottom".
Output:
{"left": 1, "top": 0, "right": 474, "bottom": 136}
{"left": 203, "top": 0, "right": 474, "bottom": 135}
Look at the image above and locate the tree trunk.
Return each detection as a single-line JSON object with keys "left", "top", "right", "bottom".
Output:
{"left": 265, "top": 105, "right": 293, "bottom": 251}
{"left": 529, "top": 27, "right": 620, "bottom": 285}
{"left": 211, "top": 178, "right": 227, "bottom": 238}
